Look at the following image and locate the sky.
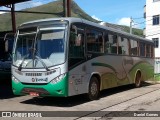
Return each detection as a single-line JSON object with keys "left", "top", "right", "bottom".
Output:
{"left": 0, "top": 0, "right": 146, "bottom": 29}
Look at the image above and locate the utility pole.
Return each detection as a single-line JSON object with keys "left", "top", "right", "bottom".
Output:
{"left": 67, "top": 0, "right": 71, "bottom": 17}
{"left": 11, "top": 4, "right": 16, "bottom": 33}
{"left": 63, "top": 0, "right": 71, "bottom": 17}
{"left": 130, "top": 17, "right": 133, "bottom": 34}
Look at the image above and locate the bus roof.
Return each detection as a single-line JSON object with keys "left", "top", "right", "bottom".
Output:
{"left": 19, "top": 17, "right": 153, "bottom": 44}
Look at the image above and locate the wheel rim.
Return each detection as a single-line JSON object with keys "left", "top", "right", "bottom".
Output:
{"left": 90, "top": 81, "right": 98, "bottom": 96}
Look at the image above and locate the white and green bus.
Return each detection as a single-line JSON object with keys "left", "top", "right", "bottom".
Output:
{"left": 12, "top": 18, "right": 154, "bottom": 100}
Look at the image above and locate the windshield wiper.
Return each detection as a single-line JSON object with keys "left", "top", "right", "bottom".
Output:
{"left": 18, "top": 54, "right": 29, "bottom": 71}
{"left": 35, "top": 55, "right": 50, "bottom": 71}
{"left": 18, "top": 47, "right": 35, "bottom": 71}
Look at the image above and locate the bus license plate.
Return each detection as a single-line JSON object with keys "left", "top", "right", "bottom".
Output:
{"left": 30, "top": 92, "right": 39, "bottom": 96}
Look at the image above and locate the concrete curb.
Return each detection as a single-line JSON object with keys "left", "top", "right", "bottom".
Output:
{"left": 146, "top": 80, "right": 160, "bottom": 84}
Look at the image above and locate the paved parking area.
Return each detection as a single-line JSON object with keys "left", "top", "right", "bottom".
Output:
{"left": 0, "top": 82, "right": 160, "bottom": 120}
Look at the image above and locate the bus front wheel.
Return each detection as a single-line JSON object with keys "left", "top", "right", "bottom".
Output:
{"left": 87, "top": 76, "right": 100, "bottom": 100}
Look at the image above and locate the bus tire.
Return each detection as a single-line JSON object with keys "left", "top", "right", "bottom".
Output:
{"left": 87, "top": 76, "right": 100, "bottom": 100}
{"left": 134, "top": 71, "right": 142, "bottom": 88}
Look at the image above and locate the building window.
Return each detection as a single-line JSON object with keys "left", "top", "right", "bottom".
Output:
{"left": 153, "top": 0, "right": 160, "bottom": 2}
{"left": 153, "top": 15, "right": 159, "bottom": 25}
{"left": 152, "top": 38, "right": 159, "bottom": 48}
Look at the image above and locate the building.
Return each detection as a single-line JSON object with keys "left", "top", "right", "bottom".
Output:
{"left": 144, "top": 0, "right": 160, "bottom": 78}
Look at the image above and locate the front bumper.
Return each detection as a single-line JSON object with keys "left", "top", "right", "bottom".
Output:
{"left": 12, "top": 74, "right": 68, "bottom": 97}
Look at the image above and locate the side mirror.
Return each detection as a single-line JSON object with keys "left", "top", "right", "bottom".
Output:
{"left": 70, "top": 25, "right": 78, "bottom": 44}
{"left": 71, "top": 25, "right": 77, "bottom": 35}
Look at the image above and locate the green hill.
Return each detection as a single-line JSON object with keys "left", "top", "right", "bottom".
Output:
{"left": 0, "top": 0, "right": 97, "bottom": 32}
{"left": 120, "top": 25, "right": 144, "bottom": 37}
{"left": 0, "top": 0, "right": 143, "bottom": 37}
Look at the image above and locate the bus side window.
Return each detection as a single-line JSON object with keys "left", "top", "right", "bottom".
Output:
{"left": 118, "top": 36, "right": 122, "bottom": 54}
{"left": 139, "top": 42, "right": 145, "bottom": 57}
{"left": 69, "top": 30, "right": 84, "bottom": 58}
{"left": 130, "top": 39, "right": 138, "bottom": 56}
{"left": 106, "top": 33, "right": 117, "bottom": 54}
{"left": 104, "top": 33, "right": 109, "bottom": 53}
{"left": 146, "top": 44, "right": 151, "bottom": 57}
{"left": 86, "top": 29, "right": 103, "bottom": 53}
{"left": 118, "top": 37, "right": 129, "bottom": 55}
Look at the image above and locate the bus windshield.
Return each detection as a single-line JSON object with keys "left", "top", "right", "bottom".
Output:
{"left": 13, "top": 25, "right": 66, "bottom": 69}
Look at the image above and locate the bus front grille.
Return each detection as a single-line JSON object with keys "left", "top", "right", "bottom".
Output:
{"left": 21, "top": 88, "right": 49, "bottom": 95}
{"left": 26, "top": 73, "right": 42, "bottom": 76}
{"left": 22, "top": 82, "right": 48, "bottom": 85}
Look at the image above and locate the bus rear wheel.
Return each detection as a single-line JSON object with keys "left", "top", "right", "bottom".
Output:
{"left": 134, "top": 71, "right": 142, "bottom": 87}
{"left": 87, "top": 76, "right": 100, "bottom": 100}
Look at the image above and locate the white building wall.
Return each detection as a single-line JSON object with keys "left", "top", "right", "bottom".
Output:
{"left": 145, "top": 0, "right": 160, "bottom": 58}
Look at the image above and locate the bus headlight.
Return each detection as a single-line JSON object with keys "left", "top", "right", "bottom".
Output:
{"left": 51, "top": 73, "right": 66, "bottom": 84}
{"left": 12, "top": 76, "right": 20, "bottom": 83}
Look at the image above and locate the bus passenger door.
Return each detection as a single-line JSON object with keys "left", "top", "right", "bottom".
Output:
{"left": 68, "top": 25, "right": 87, "bottom": 95}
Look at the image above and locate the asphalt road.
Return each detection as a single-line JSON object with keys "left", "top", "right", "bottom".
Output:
{"left": 0, "top": 82, "right": 160, "bottom": 120}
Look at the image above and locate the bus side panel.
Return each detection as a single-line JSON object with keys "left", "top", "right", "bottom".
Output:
{"left": 68, "top": 62, "right": 90, "bottom": 96}
{"left": 68, "top": 55, "right": 124, "bottom": 96}
{"left": 68, "top": 55, "right": 154, "bottom": 96}
{"left": 90, "top": 55, "right": 122, "bottom": 90}
{"left": 128, "top": 57, "right": 154, "bottom": 83}
{"left": 91, "top": 55, "right": 154, "bottom": 90}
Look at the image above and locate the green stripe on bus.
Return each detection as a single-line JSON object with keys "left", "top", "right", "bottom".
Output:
{"left": 92, "top": 62, "right": 117, "bottom": 73}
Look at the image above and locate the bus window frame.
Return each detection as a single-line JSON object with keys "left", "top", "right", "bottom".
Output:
{"left": 117, "top": 35, "right": 130, "bottom": 56}
{"left": 86, "top": 27, "right": 104, "bottom": 54}
{"left": 105, "top": 31, "right": 118, "bottom": 55}
{"left": 129, "top": 38, "right": 138, "bottom": 57}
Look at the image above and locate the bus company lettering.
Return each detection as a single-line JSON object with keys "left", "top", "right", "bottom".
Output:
{"left": 32, "top": 78, "right": 48, "bottom": 82}
{"left": 123, "top": 58, "right": 134, "bottom": 65}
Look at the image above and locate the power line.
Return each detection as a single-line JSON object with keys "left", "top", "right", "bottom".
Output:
{"left": 132, "top": 15, "right": 153, "bottom": 20}
{"left": 146, "top": 32, "right": 160, "bottom": 37}
{"left": 133, "top": 21, "right": 146, "bottom": 26}
{"left": 132, "top": 17, "right": 144, "bottom": 19}
{"left": 145, "top": 29, "right": 160, "bottom": 32}
{"left": 132, "top": 15, "right": 160, "bottom": 26}
{"left": 132, "top": 18, "right": 153, "bottom": 26}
